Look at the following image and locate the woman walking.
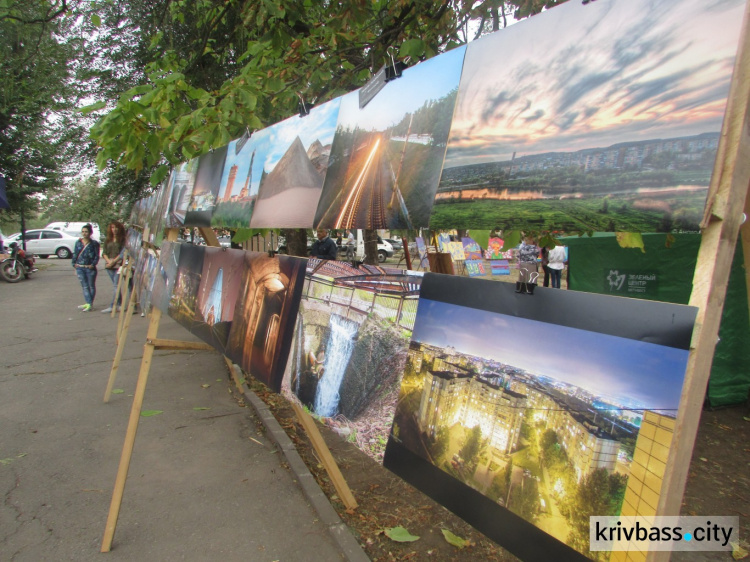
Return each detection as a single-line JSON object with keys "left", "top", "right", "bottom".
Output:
{"left": 72, "top": 224, "right": 100, "bottom": 312}
{"left": 101, "top": 221, "right": 125, "bottom": 313}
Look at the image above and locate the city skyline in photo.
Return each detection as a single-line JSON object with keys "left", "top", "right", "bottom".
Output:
{"left": 412, "top": 298, "right": 689, "bottom": 411}
{"left": 443, "top": 0, "right": 745, "bottom": 168}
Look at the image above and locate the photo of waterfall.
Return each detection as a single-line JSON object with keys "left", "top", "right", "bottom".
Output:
{"left": 284, "top": 258, "right": 423, "bottom": 462}
{"left": 225, "top": 253, "right": 307, "bottom": 393}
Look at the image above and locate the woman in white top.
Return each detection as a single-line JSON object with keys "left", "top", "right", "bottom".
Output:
{"left": 547, "top": 245, "right": 566, "bottom": 289}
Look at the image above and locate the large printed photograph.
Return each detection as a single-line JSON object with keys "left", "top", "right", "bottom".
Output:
{"left": 183, "top": 146, "right": 228, "bottom": 227}
{"left": 385, "top": 274, "right": 696, "bottom": 560}
{"left": 168, "top": 245, "right": 244, "bottom": 351}
{"left": 225, "top": 253, "right": 306, "bottom": 392}
{"left": 314, "top": 46, "right": 466, "bottom": 230}
{"left": 210, "top": 100, "right": 340, "bottom": 229}
{"left": 429, "top": 0, "right": 747, "bottom": 232}
{"left": 165, "top": 159, "right": 199, "bottom": 228}
{"left": 282, "top": 259, "right": 423, "bottom": 461}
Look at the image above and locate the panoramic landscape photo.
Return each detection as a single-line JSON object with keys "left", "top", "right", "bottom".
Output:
{"left": 429, "top": 0, "right": 747, "bottom": 232}
{"left": 314, "top": 46, "right": 466, "bottom": 230}
{"left": 389, "top": 289, "right": 692, "bottom": 557}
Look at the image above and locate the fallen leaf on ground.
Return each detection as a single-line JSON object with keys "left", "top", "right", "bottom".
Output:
{"left": 193, "top": 407, "right": 210, "bottom": 410}
{"left": 201, "top": 384, "right": 210, "bottom": 388}
{"left": 731, "top": 541, "right": 748, "bottom": 560}
{"left": 442, "top": 528, "right": 468, "bottom": 549}
{"left": 385, "top": 526, "right": 420, "bottom": 542}
{"left": 111, "top": 389, "right": 124, "bottom": 394}
{"left": 140, "top": 410, "right": 163, "bottom": 417}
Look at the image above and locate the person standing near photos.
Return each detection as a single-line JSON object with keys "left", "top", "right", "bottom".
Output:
{"left": 516, "top": 235, "right": 540, "bottom": 295}
{"left": 72, "top": 224, "right": 100, "bottom": 312}
{"left": 344, "top": 229, "right": 355, "bottom": 260}
{"left": 101, "top": 221, "right": 126, "bottom": 313}
{"left": 310, "top": 228, "right": 338, "bottom": 260}
{"left": 547, "top": 244, "right": 566, "bottom": 289}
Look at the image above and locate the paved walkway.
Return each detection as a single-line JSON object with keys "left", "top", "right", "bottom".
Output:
{"left": 0, "top": 259, "right": 348, "bottom": 561}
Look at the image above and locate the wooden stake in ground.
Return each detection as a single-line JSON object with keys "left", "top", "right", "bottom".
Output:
{"left": 291, "top": 402, "right": 358, "bottom": 511}
{"left": 104, "top": 278, "right": 139, "bottom": 403}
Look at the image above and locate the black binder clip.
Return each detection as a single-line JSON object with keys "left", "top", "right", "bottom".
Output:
{"left": 384, "top": 50, "right": 406, "bottom": 82}
{"left": 297, "top": 93, "right": 313, "bottom": 117}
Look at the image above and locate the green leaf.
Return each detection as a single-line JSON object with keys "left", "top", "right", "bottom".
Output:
{"left": 79, "top": 101, "right": 106, "bottom": 115}
{"left": 91, "top": 14, "right": 101, "bottom": 27}
{"left": 384, "top": 526, "right": 420, "bottom": 542}
{"left": 501, "top": 231, "right": 521, "bottom": 251}
{"left": 441, "top": 529, "right": 467, "bottom": 549}
{"left": 140, "top": 410, "right": 163, "bottom": 417}
{"left": 150, "top": 164, "right": 169, "bottom": 187}
{"left": 111, "top": 389, "right": 124, "bottom": 394}
{"left": 615, "top": 232, "right": 645, "bottom": 253}
{"left": 193, "top": 407, "right": 210, "bottom": 411}
{"left": 399, "top": 38, "right": 425, "bottom": 59}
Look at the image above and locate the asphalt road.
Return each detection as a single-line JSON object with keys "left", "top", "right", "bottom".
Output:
{"left": 0, "top": 259, "right": 345, "bottom": 561}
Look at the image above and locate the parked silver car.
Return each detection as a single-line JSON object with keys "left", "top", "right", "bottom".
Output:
{"left": 4, "top": 229, "right": 79, "bottom": 259}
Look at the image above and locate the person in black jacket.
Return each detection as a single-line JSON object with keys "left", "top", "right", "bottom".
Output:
{"left": 310, "top": 228, "right": 338, "bottom": 260}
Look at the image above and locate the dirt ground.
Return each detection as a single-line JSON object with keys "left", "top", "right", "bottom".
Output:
{"left": 245, "top": 377, "right": 749, "bottom": 562}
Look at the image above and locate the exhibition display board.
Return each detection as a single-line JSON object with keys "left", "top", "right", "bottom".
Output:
{"left": 107, "top": 0, "right": 750, "bottom": 559}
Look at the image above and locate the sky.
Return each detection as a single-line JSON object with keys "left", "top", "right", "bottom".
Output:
{"left": 412, "top": 298, "right": 689, "bottom": 411}
{"left": 443, "top": 0, "right": 746, "bottom": 168}
{"left": 216, "top": 98, "right": 341, "bottom": 199}
{"left": 336, "top": 45, "right": 466, "bottom": 132}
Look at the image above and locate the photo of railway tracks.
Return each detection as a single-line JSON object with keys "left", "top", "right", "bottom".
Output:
{"left": 314, "top": 46, "right": 466, "bottom": 230}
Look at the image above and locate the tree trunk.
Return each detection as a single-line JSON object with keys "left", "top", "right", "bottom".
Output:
{"left": 364, "top": 229, "right": 378, "bottom": 265}
{"left": 282, "top": 228, "right": 309, "bottom": 257}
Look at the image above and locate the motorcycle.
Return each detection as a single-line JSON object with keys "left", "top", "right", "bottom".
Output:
{"left": 1, "top": 242, "right": 37, "bottom": 283}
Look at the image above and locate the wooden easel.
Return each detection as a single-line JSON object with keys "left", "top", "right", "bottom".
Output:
{"left": 651, "top": 7, "right": 750, "bottom": 561}
{"left": 101, "top": 226, "right": 357, "bottom": 552}
{"left": 110, "top": 249, "right": 127, "bottom": 319}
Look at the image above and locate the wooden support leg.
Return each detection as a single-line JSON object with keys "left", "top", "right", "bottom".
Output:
{"left": 111, "top": 265, "right": 125, "bottom": 319}
{"left": 101, "top": 309, "right": 162, "bottom": 553}
{"left": 116, "top": 266, "right": 134, "bottom": 345}
{"left": 223, "top": 357, "right": 246, "bottom": 395}
{"left": 291, "top": 402, "right": 358, "bottom": 511}
{"left": 104, "top": 286, "right": 140, "bottom": 403}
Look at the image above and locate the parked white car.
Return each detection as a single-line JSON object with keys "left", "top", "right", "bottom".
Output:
{"left": 4, "top": 229, "right": 80, "bottom": 259}
{"left": 45, "top": 222, "right": 101, "bottom": 241}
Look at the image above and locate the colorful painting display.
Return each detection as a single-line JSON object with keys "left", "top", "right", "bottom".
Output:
{"left": 284, "top": 259, "right": 423, "bottom": 461}
{"left": 429, "top": 0, "right": 747, "bottom": 232}
{"left": 165, "top": 159, "right": 198, "bottom": 228}
{"left": 225, "top": 253, "right": 306, "bottom": 392}
{"left": 465, "top": 260, "right": 485, "bottom": 277}
{"left": 462, "top": 237, "right": 483, "bottom": 261}
{"left": 486, "top": 237, "right": 505, "bottom": 260}
{"left": 444, "top": 241, "right": 465, "bottom": 263}
{"left": 490, "top": 260, "right": 510, "bottom": 276}
{"left": 384, "top": 273, "right": 696, "bottom": 561}
{"left": 313, "top": 46, "right": 466, "bottom": 230}
{"left": 184, "top": 146, "right": 228, "bottom": 227}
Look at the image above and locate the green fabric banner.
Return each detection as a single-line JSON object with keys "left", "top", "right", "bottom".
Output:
{"left": 563, "top": 233, "right": 749, "bottom": 407}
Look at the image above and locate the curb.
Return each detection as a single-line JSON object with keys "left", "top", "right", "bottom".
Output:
{"left": 242, "top": 389, "right": 370, "bottom": 562}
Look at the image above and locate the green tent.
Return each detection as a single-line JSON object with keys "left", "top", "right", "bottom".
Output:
{"left": 563, "top": 233, "right": 749, "bottom": 407}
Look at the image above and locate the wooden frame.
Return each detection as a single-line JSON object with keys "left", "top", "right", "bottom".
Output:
{"left": 652, "top": 5, "right": 750, "bottom": 560}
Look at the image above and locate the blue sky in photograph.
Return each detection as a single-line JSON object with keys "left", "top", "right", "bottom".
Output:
{"left": 412, "top": 298, "right": 689, "bottom": 410}
{"left": 217, "top": 98, "right": 341, "bottom": 199}
{"left": 336, "top": 45, "right": 466, "bottom": 132}
{"left": 443, "top": 0, "right": 746, "bottom": 167}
